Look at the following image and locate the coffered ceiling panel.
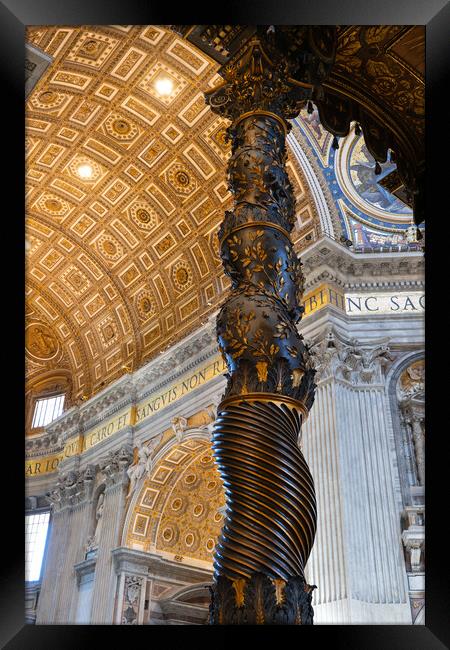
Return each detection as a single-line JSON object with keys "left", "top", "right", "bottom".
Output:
{"left": 25, "top": 25, "right": 321, "bottom": 405}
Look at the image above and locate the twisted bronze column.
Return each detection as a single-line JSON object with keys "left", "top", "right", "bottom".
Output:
{"left": 204, "top": 27, "right": 337, "bottom": 625}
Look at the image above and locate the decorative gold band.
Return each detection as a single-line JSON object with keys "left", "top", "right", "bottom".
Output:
{"left": 219, "top": 221, "right": 291, "bottom": 247}
{"left": 233, "top": 110, "right": 288, "bottom": 136}
{"left": 218, "top": 392, "right": 309, "bottom": 420}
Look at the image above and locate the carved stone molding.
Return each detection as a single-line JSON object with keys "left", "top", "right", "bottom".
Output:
{"left": 402, "top": 506, "right": 425, "bottom": 574}
{"left": 46, "top": 407, "right": 82, "bottom": 445}
{"left": 25, "top": 494, "right": 50, "bottom": 511}
{"left": 134, "top": 328, "right": 217, "bottom": 395}
{"left": 112, "top": 547, "right": 212, "bottom": 584}
{"left": 25, "top": 430, "right": 61, "bottom": 456}
{"left": 300, "top": 238, "right": 424, "bottom": 289}
{"left": 46, "top": 463, "right": 96, "bottom": 511}
{"left": 307, "top": 327, "right": 395, "bottom": 384}
{"left": 74, "top": 557, "right": 97, "bottom": 587}
{"left": 99, "top": 444, "right": 134, "bottom": 489}
{"left": 77, "top": 377, "right": 136, "bottom": 430}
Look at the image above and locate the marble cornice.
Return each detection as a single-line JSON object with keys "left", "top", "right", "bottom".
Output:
{"left": 45, "top": 407, "right": 81, "bottom": 440}
{"left": 76, "top": 375, "right": 136, "bottom": 430}
{"left": 133, "top": 322, "right": 218, "bottom": 400}
{"left": 136, "top": 346, "right": 218, "bottom": 402}
{"left": 300, "top": 236, "right": 424, "bottom": 289}
{"left": 303, "top": 268, "right": 424, "bottom": 295}
{"left": 42, "top": 374, "right": 137, "bottom": 443}
{"left": 74, "top": 557, "right": 97, "bottom": 585}
{"left": 112, "top": 547, "right": 212, "bottom": 583}
{"left": 344, "top": 279, "right": 424, "bottom": 291}
{"left": 25, "top": 430, "right": 62, "bottom": 457}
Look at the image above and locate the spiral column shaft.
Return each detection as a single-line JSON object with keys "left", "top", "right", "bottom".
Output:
{"left": 201, "top": 27, "right": 337, "bottom": 624}
{"left": 213, "top": 398, "right": 316, "bottom": 582}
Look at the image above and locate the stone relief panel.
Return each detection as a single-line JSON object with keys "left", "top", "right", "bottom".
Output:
{"left": 121, "top": 575, "right": 144, "bottom": 625}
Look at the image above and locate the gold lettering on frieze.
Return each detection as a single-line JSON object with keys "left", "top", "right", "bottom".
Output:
{"left": 301, "top": 284, "right": 425, "bottom": 317}
{"left": 301, "top": 283, "right": 346, "bottom": 317}
{"left": 26, "top": 357, "right": 228, "bottom": 476}
{"left": 136, "top": 356, "right": 227, "bottom": 424}
{"left": 83, "top": 408, "right": 131, "bottom": 452}
{"left": 25, "top": 453, "right": 63, "bottom": 476}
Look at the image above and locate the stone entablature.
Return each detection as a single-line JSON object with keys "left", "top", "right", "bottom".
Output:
{"left": 301, "top": 236, "right": 424, "bottom": 292}
{"left": 25, "top": 430, "right": 60, "bottom": 457}
{"left": 25, "top": 321, "right": 220, "bottom": 465}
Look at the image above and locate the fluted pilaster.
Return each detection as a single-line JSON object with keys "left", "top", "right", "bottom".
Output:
{"left": 36, "top": 464, "right": 96, "bottom": 624}
{"left": 300, "top": 333, "right": 410, "bottom": 622}
{"left": 90, "top": 445, "right": 133, "bottom": 623}
{"left": 36, "top": 508, "right": 71, "bottom": 624}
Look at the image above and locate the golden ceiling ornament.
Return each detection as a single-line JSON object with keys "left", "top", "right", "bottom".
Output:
{"left": 24, "top": 25, "right": 328, "bottom": 401}
{"left": 26, "top": 322, "right": 60, "bottom": 361}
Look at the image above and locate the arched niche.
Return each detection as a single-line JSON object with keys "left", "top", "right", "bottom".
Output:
{"left": 170, "top": 582, "right": 212, "bottom": 606}
{"left": 387, "top": 353, "right": 425, "bottom": 508}
{"left": 122, "top": 430, "right": 226, "bottom": 566}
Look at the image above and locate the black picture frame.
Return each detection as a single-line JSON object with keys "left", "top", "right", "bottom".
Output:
{"left": 3, "top": 0, "right": 449, "bottom": 647}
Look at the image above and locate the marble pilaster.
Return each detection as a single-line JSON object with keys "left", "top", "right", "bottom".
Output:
{"left": 89, "top": 445, "right": 133, "bottom": 623}
{"left": 302, "top": 329, "right": 411, "bottom": 623}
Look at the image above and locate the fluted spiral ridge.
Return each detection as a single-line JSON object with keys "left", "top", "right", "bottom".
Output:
{"left": 212, "top": 397, "right": 316, "bottom": 583}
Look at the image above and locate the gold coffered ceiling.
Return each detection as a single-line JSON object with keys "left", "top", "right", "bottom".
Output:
{"left": 25, "top": 25, "right": 320, "bottom": 407}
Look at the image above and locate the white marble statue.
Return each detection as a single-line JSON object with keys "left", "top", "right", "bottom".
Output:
{"left": 171, "top": 415, "right": 188, "bottom": 442}
{"left": 126, "top": 438, "right": 160, "bottom": 497}
{"left": 93, "top": 492, "right": 105, "bottom": 542}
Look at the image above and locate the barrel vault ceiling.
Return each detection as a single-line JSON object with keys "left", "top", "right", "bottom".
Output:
{"left": 25, "top": 25, "right": 322, "bottom": 406}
